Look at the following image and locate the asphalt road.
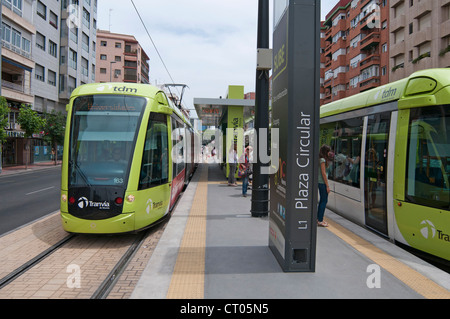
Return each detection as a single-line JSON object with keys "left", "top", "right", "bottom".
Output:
{"left": 0, "top": 166, "right": 61, "bottom": 236}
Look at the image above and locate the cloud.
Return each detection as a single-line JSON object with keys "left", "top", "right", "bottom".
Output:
{"left": 97, "top": 0, "right": 332, "bottom": 117}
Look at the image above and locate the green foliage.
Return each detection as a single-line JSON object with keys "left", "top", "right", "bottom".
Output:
{"left": 42, "top": 110, "right": 66, "bottom": 147}
{"left": 16, "top": 105, "right": 46, "bottom": 138}
{"left": 0, "top": 97, "right": 10, "bottom": 144}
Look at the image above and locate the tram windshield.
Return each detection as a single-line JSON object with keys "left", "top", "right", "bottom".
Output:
{"left": 406, "top": 105, "right": 450, "bottom": 210}
{"left": 69, "top": 95, "right": 146, "bottom": 187}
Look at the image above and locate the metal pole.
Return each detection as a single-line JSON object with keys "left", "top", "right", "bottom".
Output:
{"left": 251, "top": 0, "right": 270, "bottom": 217}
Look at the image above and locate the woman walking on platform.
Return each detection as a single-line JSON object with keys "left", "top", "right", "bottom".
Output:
{"left": 318, "top": 145, "right": 334, "bottom": 227}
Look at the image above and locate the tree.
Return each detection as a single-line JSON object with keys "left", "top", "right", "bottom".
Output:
{"left": 43, "top": 110, "right": 66, "bottom": 164}
{"left": 0, "top": 97, "right": 10, "bottom": 144}
{"left": 0, "top": 97, "right": 11, "bottom": 172}
{"left": 16, "top": 105, "right": 46, "bottom": 168}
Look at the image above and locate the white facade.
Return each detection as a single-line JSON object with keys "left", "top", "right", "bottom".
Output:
{"left": 31, "top": 0, "right": 97, "bottom": 112}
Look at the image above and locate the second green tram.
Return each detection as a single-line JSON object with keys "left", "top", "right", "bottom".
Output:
{"left": 320, "top": 68, "right": 450, "bottom": 262}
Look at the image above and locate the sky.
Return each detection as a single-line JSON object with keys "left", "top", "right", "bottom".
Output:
{"left": 97, "top": 0, "right": 338, "bottom": 118}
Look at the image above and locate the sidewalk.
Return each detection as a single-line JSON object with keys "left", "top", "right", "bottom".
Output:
{"left": 0, "top": 161, "right": 61, "bottom": 177}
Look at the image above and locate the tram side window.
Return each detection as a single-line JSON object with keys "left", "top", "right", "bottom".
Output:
{"left": 139, "top": 113, "right": 169, "bottom": 190}
{"left": 171, "top": 118, "right": 185, "bottom": 177}
{"left": 406, "top": 106, "right": 450, "bottom": 210}
{"left": 320, "top": 117, "right": 363, "bottom": 188}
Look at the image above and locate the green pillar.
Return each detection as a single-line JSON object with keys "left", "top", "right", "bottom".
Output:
{"left": 225, "top": 85, "right": 244, "bottom": 178}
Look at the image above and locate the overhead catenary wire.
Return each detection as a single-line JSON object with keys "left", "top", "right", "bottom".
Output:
{"left": 130, "top": 0, "right": 178, "bottom": 91}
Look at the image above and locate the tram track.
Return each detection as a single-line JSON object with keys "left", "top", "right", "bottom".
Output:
{"left": 0, "top": 213, "right": 169, "bottom": 299}
{"left": 0, "top": 234, "right": 76, "bottom": 290}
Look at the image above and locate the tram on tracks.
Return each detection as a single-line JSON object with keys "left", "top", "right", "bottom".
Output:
{"left": 60, "top": 83, "right": 200, "bottom": 234}
{"left": 320, "top": 68, "right": 450, "bottom": 262}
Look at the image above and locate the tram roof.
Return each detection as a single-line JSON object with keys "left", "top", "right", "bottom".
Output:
{"left": 69, "top": 82, "right": 192, "bottom": 126}
{"left": 320, "top": 68, "right": 450, "bottom": 119}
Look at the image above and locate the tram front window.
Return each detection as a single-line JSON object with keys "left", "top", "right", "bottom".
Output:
{"left": 69, "top": 95, "right": 146, "bottom": 187}
{"left": 406, "top": 105, "right": 450, "bottom": 210}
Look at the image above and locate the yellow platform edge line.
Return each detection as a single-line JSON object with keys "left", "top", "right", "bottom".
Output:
{"left": 326, "top": 218, "right": 450, "bottom": 299}
{"left": 166, "top": 166, "right": 208, "bottom": 299}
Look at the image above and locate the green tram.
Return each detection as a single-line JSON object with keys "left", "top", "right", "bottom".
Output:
{"left": 60, "top": 83, "right": 199, "bottom": 234}
{"left": 320, "top": 69, "right": 450, "bottom": 262}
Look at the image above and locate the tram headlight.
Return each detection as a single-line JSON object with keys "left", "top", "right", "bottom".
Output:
{"left": 126, "top": 195, "right": 135, "bottom": 203}
{"left": 61, "top": 194, "right": 67, "bottom": 202}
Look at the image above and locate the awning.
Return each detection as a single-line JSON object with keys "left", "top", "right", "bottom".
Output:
{"left": 2, "top": 56, "right": 33, "bottom": 73}
{"left": 193, "top": 98, "right": 255, "bottom": 127}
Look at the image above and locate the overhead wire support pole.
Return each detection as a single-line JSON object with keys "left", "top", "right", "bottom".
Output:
{"left": 251, "top": 0, "right": 270, "bottom": 218}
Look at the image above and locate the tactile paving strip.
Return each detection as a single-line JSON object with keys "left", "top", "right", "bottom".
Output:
{"left": 166, "top": 166, "right": 208, "bottom": 299}
{"left": 326, "top": 218, "right": 450, "bottom": 299}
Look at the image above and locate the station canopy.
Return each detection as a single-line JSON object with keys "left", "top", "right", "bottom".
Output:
{"left": 193, "top": 98, "right": 255, "bottom": 127}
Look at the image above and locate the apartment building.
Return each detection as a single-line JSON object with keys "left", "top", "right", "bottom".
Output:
{"left": 390, "top": 0, "right": 450, "bottom": 81}
{"left": 1, "top": 0, "right": 97, "bottom": 166}
{"left": 96, "top": 30, "right": 149, "bottom": 84}
{"left": 1, "top": 0, "right": 35, "bottom": 166}
{"left": 58, "top": 0, "right": 97, "bottom": 103}
{"left": 321, "top": 0, "right": 390, "bottom": 105}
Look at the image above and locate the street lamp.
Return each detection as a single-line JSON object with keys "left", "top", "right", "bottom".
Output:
{"left": 110, "top": 61, "right": 116, "bottom": 82}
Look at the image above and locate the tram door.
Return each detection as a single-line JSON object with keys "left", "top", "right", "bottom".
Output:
{"left": 364, "top": 112, "right": 391, "bottom": 235}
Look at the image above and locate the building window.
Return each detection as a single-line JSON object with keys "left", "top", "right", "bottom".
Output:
{"left": 49, "top": 40, "right": 57, "bottom": 57}
{"left": 11, "top": 28, "right": 21, "bottom": 49}
{"left": 82, "top": 32, "right": 89, "bottom": 53}
{"left": 81, "top": 58, "right": 89, "bottom": 77}
{"left": 36, "top": 32, "right": 46, "bottom": 51}
{"left": 100, "top": 40, "right": 107, "bottom": 46}
{"left": 48, "top": 70, "right": 56, "bottom": 86}
{"left": 37, "top": 0, "right": 46, "bottom": 20}
{"left": 100, "top": 68, "right": 107, "bottom": 74}
{"left": 50, "top": 11, "right": 58, "bottom": 29}
{"left": 35, "top": 64, "right": 45, "bottom": 82}
{"left": 70, "top": 27, "right": 78, "bottom": 44}
{"left": 100, "top": 54, "right": 107, "bottom": 60}
{"left": 115, "top": 56, "right": 121, "bottom": 62}
{"left": 82, "top": 7, "right": 90, "bottom": 28}
{"left": 115, "top": 42, "right": 121, "bottom": 48}
{"left": 69, "top": 49, "right": 77, "bottom": 70}
{"left": 2, "top": 23, "right": 11, "bottom": 43}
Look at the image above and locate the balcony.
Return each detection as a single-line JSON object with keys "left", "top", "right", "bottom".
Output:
{"left": 413, "top": 27, "right": 432, "bottom": 47}
{"left": 360, "top": 76, "right": 380, "bottom": 91}
{"left": 360, "top": 32, "right": 380, "bottom": 51}
{"left": 412, "top": 0, "right": 432, "bottom": 19}
{"left": 1, "top": 80, "right": 34, "bottom": 104}
{"left": 390, "top": 14, "right": 405, "bottom": 33}
{"left": 390, "top": 41, "right": 405, "bottom": 58}
{"left": 360, "top": 53, "right": 380, "bottom": 68}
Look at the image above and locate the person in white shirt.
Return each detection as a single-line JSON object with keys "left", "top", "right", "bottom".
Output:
{"left": 228, "top": 144, "right": 238, "bottom": 186}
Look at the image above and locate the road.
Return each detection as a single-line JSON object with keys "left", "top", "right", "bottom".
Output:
{"left": 0, "top": 166, "right": 61, "bottom": 236}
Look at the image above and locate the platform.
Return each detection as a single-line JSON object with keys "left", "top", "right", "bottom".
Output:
{"left": 131, "top": 163, "right": 450, "bottom": 299}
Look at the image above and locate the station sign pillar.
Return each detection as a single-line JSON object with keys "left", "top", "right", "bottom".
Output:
{"left": 269, "top": 0, "right": 320, "bottom": 272}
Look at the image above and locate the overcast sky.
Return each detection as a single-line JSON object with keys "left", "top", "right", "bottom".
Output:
{"left": 97, "top": 0, "right": 337, "bottom": 118}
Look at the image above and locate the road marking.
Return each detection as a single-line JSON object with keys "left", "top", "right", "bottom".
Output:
{"left": 326, "top": 218, "right": 450, "bottom": 299}
{"left": 26, "top": 186, "right": 55, "bottom": 196}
